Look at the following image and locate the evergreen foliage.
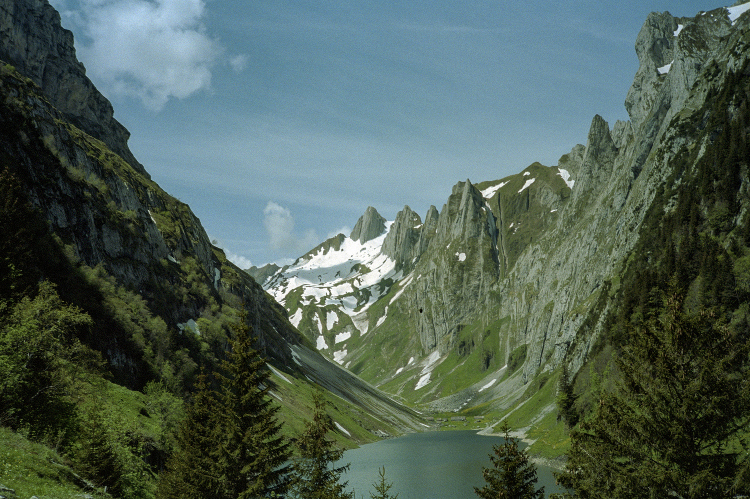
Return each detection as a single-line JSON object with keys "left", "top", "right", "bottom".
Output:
{"left": 157, "top": 314, "right": 292, "bottom": 499}
{"left": 291, "top": 390, "right": 354, "bottom": 499}
{"left": 156, "top": 370, "right": 221, "bottom": 499}
{"left": 474, "top": 421, "right": 544, "bottom": 499}
{"left": 556, "top": 362, "right": 578, "bottom": 429}
{"left": 369, "top": 467, "right": 398, "bottom": 499}
{"left": 72, "top": 406, "right": 155, "bottom": 499}
{"left": 214, "top": 313, "right": 292, "bottom": 499}
{"left": 557, "top": 287, "right": 750, "bottom": 498}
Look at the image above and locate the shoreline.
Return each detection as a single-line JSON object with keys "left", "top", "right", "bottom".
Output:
{"left": 476, "top": 426, "right": 567, "bottom": 472}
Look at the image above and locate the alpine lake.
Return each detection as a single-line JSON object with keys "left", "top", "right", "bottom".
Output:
{"left": 337, "top": 430, "right": 570, "bottom": 498}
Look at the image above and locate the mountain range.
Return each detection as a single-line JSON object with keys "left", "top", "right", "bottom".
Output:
{"left": 253, "top": 0, "right": 750, "bottom": 424}
{"left": 2, "top": 0, "right": 750, "bottom": 493}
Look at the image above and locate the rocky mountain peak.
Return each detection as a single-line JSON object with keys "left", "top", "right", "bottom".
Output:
{"left": 433, "top": 180, "right": 488, "bottom": 244}
{"left": 0, "top": 0, "right": 147, "bottom": 177}
{"left": 569, "top": 115, "right": 618, "bottom": 201}
{"left": 350, "top": 206, "right": 387, "bottom": 244}
{"left": 382, "top": 205, "right": 423, "bottom": 269}
{"left": 586, "top": 114, "right": 618, "bottom": 160}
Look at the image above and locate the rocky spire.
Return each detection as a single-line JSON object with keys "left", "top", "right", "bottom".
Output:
{"left": 418, "top": 205, "right": 440, "bottom": 254}
{"left": 350, "top": 206, "right": 386, "bottom": 244}
{"left": 382, "top": 205, "right": 422, "bottom": 268}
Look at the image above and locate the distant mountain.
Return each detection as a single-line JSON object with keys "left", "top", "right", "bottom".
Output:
{"left": 0, "top": 0, "right": 423, "bottom": 438}
{"left": 263, "top": 2, "right": 750, "bottom": 423}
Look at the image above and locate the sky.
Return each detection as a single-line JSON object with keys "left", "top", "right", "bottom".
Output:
{"left": 48, "top": 0, "right": 735, "bottom": 268}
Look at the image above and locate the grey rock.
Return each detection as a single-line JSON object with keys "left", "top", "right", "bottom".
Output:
{"left": 381, "top": 205, "right": 422, "bottom": 269}
{"left": 0, "top": 2, "right": 303, "bottom": 373}
{"left": 0, "top": 484, "right": 16, "bottom": 499}
{"left": 350, "top": 206, "right": 386, "bottom": 243}
{"left": 0, "top": 0, "right": 147, "bottom": 177}
{"left": 417, "top": 205, "right": 440, "bottom": 255}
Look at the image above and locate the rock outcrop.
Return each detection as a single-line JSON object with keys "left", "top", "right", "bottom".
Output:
{"left": 0, "top": 0, "right": 302, "bottom": 372}
{"left": 0, "top": 0, "right": 147, "bottom": 177}
{"left": 350, "top": 206, "right": 387, "bottom": 243}
{"left": 261, "top": 3, "right": 750, "bottom": 409}
{"left": 381, "top": 206, "right": 422, "bottom": 269}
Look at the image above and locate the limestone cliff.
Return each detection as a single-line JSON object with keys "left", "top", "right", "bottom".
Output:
{"left": 0, "top": 0, "right": 303, "bottom": 373}
{"left": 350, "top": 206, "right": 387, "bottom": 243}
{"left": 261, "top": 3, "right": 750, "bottom": 410}
{"left": 0, "top": 0, "right": 146, "bottom": 177}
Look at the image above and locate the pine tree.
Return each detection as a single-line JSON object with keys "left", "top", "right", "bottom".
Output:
{"left": 474, "top": 421, "right": 544, "bottom": 499}
{"left": 214, "top": 313, "right": 292, "bottom": 499}
{"left": 557, "top": 362, "right": 578, "bottom": 428}
{"left": 556, "top": 287, "right": 750, "bottom": 498}
{"left": 370, "top": 467, "right": 398, "bottom": 499}
{"left": 156, "top": 370, "right": 221, "bottom": 499}
{"left": 290, "top": 390, "right": 353, "bottom": 499}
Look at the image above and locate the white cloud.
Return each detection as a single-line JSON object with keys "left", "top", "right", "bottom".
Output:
{"left": 263, "top": 202, "right": 320, "bottom": 256}
{"left": 327, "top": 226, "right": 352, "bottom": 239}
{"left": 229, "top": 54, "right": 248, "bottom": 73}
{"left": 57, "top": 0, "right": 222, "bottom": 110}
{"left": 225, "top": 250, "right": 252, "bottom": 270}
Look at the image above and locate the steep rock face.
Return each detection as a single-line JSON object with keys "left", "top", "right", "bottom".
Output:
{"left": 0, "top": 21, "right": 300, "bottom": 368}
{"left": 0, "top": 0, "right": 146, "bottom": 177}
{"left": 350, "top": 206, "right": 387, "bottom": 243}
{"left": 417, "top": 205, "right": 440, "bottom": 255}
{"left": 262, "top": 5, "right": 750, "bottom": 409}
{"left": 408, "top": 180, "right": 500, "bottom": 353}
{"left": 569, "top": 115, "right": 619, "bottom": 209}
{"left": 381, "top": 206, "right": 423, "bottom": 270}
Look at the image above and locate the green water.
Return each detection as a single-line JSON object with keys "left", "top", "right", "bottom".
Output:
{"left": 338, "top": 430, "right": 569, "bottom": 498}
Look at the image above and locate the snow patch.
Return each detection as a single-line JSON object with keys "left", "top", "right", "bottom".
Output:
{"left": 316, "top": 335, "right": 328, "bottom": 350}
{"left": 518, "top": 178, "right": 535, "bottom": 193}
{"left": 456, "top": 252, "right": 467, "bottom": 262}
{"left": 375, "top": 313, "right": 387, "bottom": 328}
{"left": 674, "top": 24, "right": 684, "bottom": 36}
{"left": 267, "top": 363, "right": 292, "bottom": 384}
{"left": 415, "top": 373, "right": 431, "bottom": 390}
{"left": 480, "top": 181, "right": 508, "bottom": 199}
{"left": 408, "top": 357, "right": 415, "bottom": 365}
{"left": 395, "top": 367, "right": 404, "bottom": 375}
{"left": 728, "top": 2, "right": 750, "bottom": 24}
{"left": 334, "top": 331, "right": 351, "bottom": 344}
{"left": 335, "top": 422, "right": 350, "bottom": 436}
{"left": 333, "top": 349, "right": 347, "bottom": 364}
{"left": 421, "top": 350, "right": 441, "bottom": 375}
{"left": 478, "top": 378, "right": 497, "bottom": 392}
{"left": 523, "top": 171, "right": 530, "bottom": 176}
{"left": 263, "top": 222, "right": 399, "bottom": 317}
{"left": 557, "top": 168, "right": 575, "bottom": 189}
{"left": 390, "top": 275, "right": 413, "bottom": 304}
{"left": 326, "top": 311, "right": 338, "bottom": 330}
{"left": 657, "top": 61, "right": 673, "bottom": 75}
{"left": 289, "top": 309, "right": 303, "bottom": 328}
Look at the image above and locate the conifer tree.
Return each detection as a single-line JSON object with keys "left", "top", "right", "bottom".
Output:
{"left": 474, "top": 421, "right": 544, "bottom": 499}
{"left": 156, "top": 370, "right": 220, "bottom": 499}
{"left": 370, "top": 467, "right": 398, "bottom": 499}
{"left": 557, "top": 362, "right": 578, "bottom": 428}
{"left": 291, "top": 390, "right": 353, "bottom": 499}
{"left": 214, "top": 313, "right": 292, "bottom": 499}
{"left": 556, "top": 288, "right": 750, "bottom": 498}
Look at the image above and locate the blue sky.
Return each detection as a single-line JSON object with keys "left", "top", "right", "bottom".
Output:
{"left": 49, "top": 0, "right": 733, "bottom": 267}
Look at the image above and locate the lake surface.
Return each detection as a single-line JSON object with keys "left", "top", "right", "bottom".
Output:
{"left": 338, "top": 430, "right": 569, "bottom": 498}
